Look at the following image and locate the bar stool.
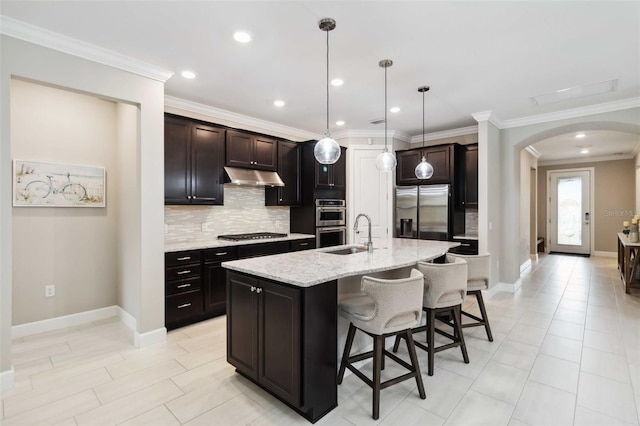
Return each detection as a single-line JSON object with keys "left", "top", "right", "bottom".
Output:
{"left": 394, "top": 255, "right": 469, "bottom": 376}
{"left": 448, "top": 252, "right": 493, "bottom": 341}
{"left": 337, "top": 269, "right": 426, "bottom": 420}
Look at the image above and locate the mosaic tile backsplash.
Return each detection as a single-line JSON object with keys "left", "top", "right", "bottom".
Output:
{"left": 466, "top": 209, "right": 478, "bottom": 235}
{"left": 165, "top": 185, "right": 290, "bottom": 244}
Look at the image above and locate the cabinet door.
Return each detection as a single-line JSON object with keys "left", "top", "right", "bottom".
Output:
{"left": 273, "top": 141, "right": 301, "bottom": 205}
{"left": 203, "top": 262, "right": 227, "bottom": 316}
{"left": 464, "top": 145, "right": 478, "bottom": 208}
{"left": 258, "top": 280, "right": 301, "bottom": 406}
{"left": 253, "top": 136, "right": 278, "bottom": 171}
{"left": 396, "top": 150, "right": 422, "bottom": 185}
{"left": 164, "top": 117, "right": 191, "bottom": 204}
{"left": 191, "top": 124, "right": 224, "bottom": 205}
{"left": 315, "top": 162, "right": 332, "bottom": 188}
{"left": 331, "top": 148, "right": 347, "bottom": 189}
{"left": 424, "top": 145, "right": 451, "bottom": 183}
{"left": 227, "top": 273, "right": 259, "bottom": 380}
{"left": 226, "top": 130, "right": 254, "bottom": 168}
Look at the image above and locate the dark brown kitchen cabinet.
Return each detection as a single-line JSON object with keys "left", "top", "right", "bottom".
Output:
{"left": 289, "top": 238, "right": 316, "bottom": 252}
{"left": 203, "top": 247, "right": 238, "bottom": 318}
{"left": 226, "top": 130, "right": 277, "bottom": 171}
{"left": 315, "top": 146, "right": 346, "bottom": 189}
{"left": 238, "top": 241, "right": 289, "bottom": 259}
{"left": 227, "top": 271, "right": 337, "bottom": 422}
{"left": 449, "top": 237, "right": 478, "bottom": 255}
{"left": 462, "top": 144, "right": 478, "bottom": 208}
{"left": 265, "top": 141, "right": 301, "bottom": 206}
{"left": 165, "top": 115, "right": 225, "bottom": 205}
{"left": 165, "top": 250, "right": 203, "bottom": 330}
{"left": 396, "top": 144, "right": 455, "bottom": 185}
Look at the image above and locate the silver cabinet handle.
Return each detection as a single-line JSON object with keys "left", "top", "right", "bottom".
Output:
{"left": 250, "top": 286, "right": 256, "bottom": 292}
{"left": 177, "top": 283, "right": 191, "bottom": 288}
{"left": 299, "top": 243, "right": 309, "bottom": 246}
{"left": 459, "top": 243, "right": 471, "bottom": 247}
{"left": 256, "top": 288, "right": 263, "bottom": 294}
{"left": 187, "top": 195, "right": 192, "bottom": 200}
{"left": 176, "top": 270, "right": 191, "bottom": 275}
{"left": 215, "top": 252, "right": 228, "bottom": 256}
{"left": 177, "top": 303, "right": 191, "bottom": 309}
{"left": 176, "top": 256, "right": 191, "bottom": 261}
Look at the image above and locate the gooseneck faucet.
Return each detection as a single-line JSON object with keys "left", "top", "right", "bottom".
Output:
{"left": 354, "top": 213, "right": 373, "bottom": 253}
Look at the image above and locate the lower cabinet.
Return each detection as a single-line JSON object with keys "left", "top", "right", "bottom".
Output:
{"left": 203, "top": 247, "right": 239, "bottom": 318}
{"left": 165, "top": 250, "right": 203, "bottom": 330}
{"left": 450, "top": 238, "right": 479, "bottom": 255}
{"left": 227, "top": 271, "right": 337, "bottom": 422}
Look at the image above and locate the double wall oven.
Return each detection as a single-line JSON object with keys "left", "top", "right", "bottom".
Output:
{"left": 315, "top": 199, "right": 346, "bottom": 248}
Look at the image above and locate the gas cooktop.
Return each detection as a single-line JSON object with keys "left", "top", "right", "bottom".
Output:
{"left": 217, "top": 232, "right": 288, "bottom": 241}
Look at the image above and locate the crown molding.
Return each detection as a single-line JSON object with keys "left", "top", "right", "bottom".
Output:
{"left": 165, "top": 95, "right": 320, "bottom": 141}
{"left": 471, "top": 110, "right": 503, "bottom": 128}
{"left": 409, "top": 125, "right": 478, "bottom": 144}
{"left": 538, "top": 153, "right": 633, "bottom": 167}
{"left": 501, "top": 97, "right": 640, "bottom": 129}
{"left": 525, "top": 146, "right": 541, "bottom": 158}
{"left": 332, "top": 129, "right": 411, "bottom": 143}
{"left": 0, "top": 16, "right": 174, "bottom": 82}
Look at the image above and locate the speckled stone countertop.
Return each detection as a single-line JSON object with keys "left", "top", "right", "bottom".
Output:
{"left": 165, "top": 233, "right": 316, "bottom": 253}
{"left": 222, "top": 238, "right": 458, "bottom": 287}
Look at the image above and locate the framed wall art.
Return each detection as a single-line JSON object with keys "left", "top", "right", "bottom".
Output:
{"left": 13, "top": 160, "right": 106, "bottom": 207}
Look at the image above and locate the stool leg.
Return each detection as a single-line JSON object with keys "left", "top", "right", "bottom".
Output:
{"left": 373, "top": 334, "right": 383, "bottom": 420}
{"left": 405, "top": 330, "right": 426, "bottom": 399}
{"left": 392, "top": 334, "right": 402, "bottom": 353}
{"left": 453, "top": 305, "right": 469, "bottom": 364}
{"left": 338, "top": 323, "right": 356, "bottom": 384}
{"left": 475, "top": 290, "right": 493, "bottom": 342}
{"left": 427, "top": 308, "right": 435, "bottom": 376}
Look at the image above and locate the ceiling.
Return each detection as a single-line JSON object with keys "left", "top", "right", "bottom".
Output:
{"left": 1, "top": 1, "right": 639, "bottom": 160}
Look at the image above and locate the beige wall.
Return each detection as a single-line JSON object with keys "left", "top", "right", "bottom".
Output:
{"left": 519, "top": 150, "right": 537, "bottom": 266}
{"left": 537, "top": 159, "right": 635, "bottom": 253}
{"left": 11, "top": 80, "right": 119, "bottom": 325}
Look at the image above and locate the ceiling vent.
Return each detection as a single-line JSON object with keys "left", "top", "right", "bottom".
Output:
{"left": 369, "top": 118, "right": 386, "bottom": 125}
{"left": 531, "top": 78, "right": 618, "bottom": 106}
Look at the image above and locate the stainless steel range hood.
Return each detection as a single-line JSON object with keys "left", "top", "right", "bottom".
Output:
{"left": 224, "top": 167, "right": 284, "bottom": 187}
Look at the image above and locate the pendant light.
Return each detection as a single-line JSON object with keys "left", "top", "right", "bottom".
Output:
{"left": 375, "top": 59, "right": 397, "bottom": 172}
{"left": 314, "top": 18, "right": 341, "bottom": 165}
{"left": 415, "top": 86, "right": 434, "bottom": 179}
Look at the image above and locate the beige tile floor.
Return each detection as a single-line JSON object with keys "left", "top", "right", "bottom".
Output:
{"left": 2, "top": 253, "right": 640, "bottom": 425}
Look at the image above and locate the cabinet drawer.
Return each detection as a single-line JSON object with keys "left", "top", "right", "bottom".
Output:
{"left": 289, "top": 239, "right": 315, "bottom": 252}
{"left": 450, "top": 239, "right": 478, "bottom": 255}
{"left": 166, "top": 290, "right": 203, "bottom": 324}
{"left": 166, "top": 264, "right": 201, "bottom": 281}
{"left": 239, "top": 241, "right": 289, "bottom": 259}
{"left": 204, "top": 246, "right": 238, "bottom": 262}
{"left": 166, "top": 250, "right": 202, "bottom": 267}
{"left": 166, "top": 276, "right": 201, "bottom": 296}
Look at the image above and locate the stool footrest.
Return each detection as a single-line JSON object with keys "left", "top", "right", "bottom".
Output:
{"left": 461, "top": 311, "right": 484, "bottom": 323}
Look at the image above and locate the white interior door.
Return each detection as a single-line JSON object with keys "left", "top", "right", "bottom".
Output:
{"left": 348, "top": 146, "right": 392, "bottom": 245}
{"left": 548, "top": 169, "right": 592, "bottom": 255}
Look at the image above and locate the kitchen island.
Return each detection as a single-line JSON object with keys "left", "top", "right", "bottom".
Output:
{"left": 222, "top": 238, "right": 457, "bottom": 423}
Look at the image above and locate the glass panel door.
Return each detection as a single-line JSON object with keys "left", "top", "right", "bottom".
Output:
{"left": 556, "top": 177, "right": 582, "bottom": 246}
{"left": 548, "top": 169, "right": 591, "bottom": 255}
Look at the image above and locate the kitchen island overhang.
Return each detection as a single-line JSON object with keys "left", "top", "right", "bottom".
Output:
{"left": 222, "top": 238, "right": 459, "bottom": 423}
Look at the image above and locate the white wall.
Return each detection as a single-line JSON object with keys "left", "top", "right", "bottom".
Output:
{"left": 11, "top": 79, "right": 119, "bottom": 325}
{"left": 519, "top": 150, "right": 537, "bottom": 266}
{"left": 1, "top": 35, "right": 166, "bottom": 387}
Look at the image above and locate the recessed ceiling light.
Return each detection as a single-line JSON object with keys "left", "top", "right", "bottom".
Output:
{"left": 336, "top": 120, "right": 345, "bottom": 126}
{"left": 390, "top": 107, "right": 400, "bottom": 113}
{"left": 273, "top": 100, "right": 285, "bottom": 107}
{"left": 181, "top": 71, "right": 196, "bottom": 79}
{"left": 580, "top": 148, "right": 590, "bottom": 154}
{"left": 331, "top": 78, "right": 344, "bottom": 87}
{"left": 575, "top": 133, "right": 586, "bottom": 139}
{"left": 233, "top": 31, "right": 253, "bottom": 43}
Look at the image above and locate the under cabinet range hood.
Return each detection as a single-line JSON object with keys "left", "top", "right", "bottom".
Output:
{"left": 223, "top": 167, "right": 285, "bottom": 187}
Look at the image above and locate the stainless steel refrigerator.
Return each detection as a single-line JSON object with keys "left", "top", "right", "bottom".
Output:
{"left": 395, "top": 184, "right": 453, "bottom": 241}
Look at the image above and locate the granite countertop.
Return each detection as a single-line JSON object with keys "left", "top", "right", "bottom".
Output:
{"left": 453, "top": 234, "right": 479, "bottom": 240}
{"left": 222, "top": 238, "right": 458, "bottom": 287}
{"left": 165, "top": 233, "right": 316, "bottom": 253}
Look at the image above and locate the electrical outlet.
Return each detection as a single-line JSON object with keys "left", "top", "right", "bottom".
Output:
{"left": 45, "top": 285, "right": 55, "bottom": 298}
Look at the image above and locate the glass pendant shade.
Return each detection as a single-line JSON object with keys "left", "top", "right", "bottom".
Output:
{"left": 376, "top": 148, "right": 397, "bottom": 172}
{"left": 415, "top": 156, "right": 434, "bottom": 179}
{"left": 314, "top": 136, "right": 341, "bottom": 164}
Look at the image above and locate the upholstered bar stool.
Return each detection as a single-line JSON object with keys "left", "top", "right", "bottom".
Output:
{"left": 337, "top": 269, "right": 426, "bottom": 420}
{"left": 448, "top": 252, "right": 493, "bottom": 341}
{"left": 394, "top": 255, "right": 469, "bottom": 376}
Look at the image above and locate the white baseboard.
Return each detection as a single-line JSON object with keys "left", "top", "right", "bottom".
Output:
{"left": 593, "top": 251, "right": 617, "bottom": 258}
{"left": 0, "top": 367, "right": 14, "bottom": 393}
{"left": 520, "top": 259, "right": 532, "bottom": 273}
{"left": 134, "top": 327, "right": 167, "bottom": 348}
{"left": 482, "top": 284, "right": 503, "bottom": 300}
{"left": 12, "top": 306, "right": 120, "bottom": 339}
{"left": 117, "top": 306, "right": 137, "bottom": 332}
{"left": 530, "top": 253, "right": 539, "bottom": 262}
{"left": 497, "top": 280, "right": 522, "bottom": 293}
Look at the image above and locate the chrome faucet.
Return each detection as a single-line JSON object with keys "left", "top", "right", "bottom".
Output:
{"left": 354, "top": 213, "right": 373, "bottom": 253}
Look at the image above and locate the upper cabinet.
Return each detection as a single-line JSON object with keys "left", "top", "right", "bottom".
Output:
{"left": 461, "top": 144, "right": 478, "bottom": 208}
{"left": 315, "top": 146, "right": 347, "bottom": 189}
{"left": 396, "top": 144, "right": 457, "bottom": 185}
{"left": 265, "top": 141, "right": 301, "bottom": 206}
{"left": 226, "top": 130, "right": 277, "bottom": 171}
{"left": 165, "top": 115, "right": 225, "bottom": 205}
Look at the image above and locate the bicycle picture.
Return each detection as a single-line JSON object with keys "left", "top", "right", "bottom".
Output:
{"left": 13, "top": 160, "right": 106, "bottom": 207}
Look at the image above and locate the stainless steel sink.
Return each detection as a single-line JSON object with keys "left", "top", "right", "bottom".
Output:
{"left": 326, "top": 246, "right": 369, "bottom": 255}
